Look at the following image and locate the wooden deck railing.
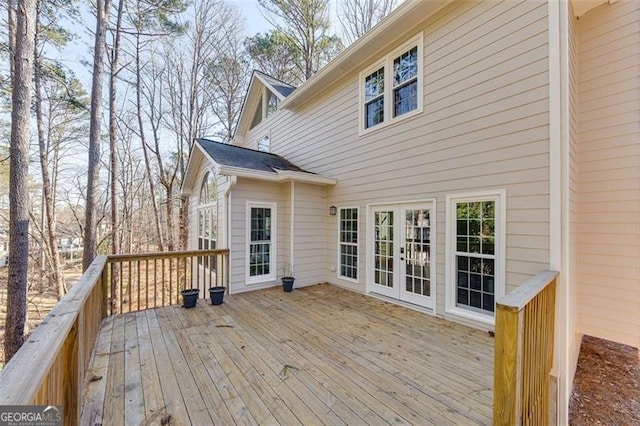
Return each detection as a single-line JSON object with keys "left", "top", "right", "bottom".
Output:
{"left": 0, "top": 248, "right": 229, "bottom": 425}
{"left": 106, "top": 249, "right": 230, "bottom": 315}
{"left": 493, "top": 270, "right": 558, "bottom": 425}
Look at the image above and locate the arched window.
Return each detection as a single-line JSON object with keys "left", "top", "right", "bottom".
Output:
{"left": 198, "top": 172, "right": 217, "bottom": 252}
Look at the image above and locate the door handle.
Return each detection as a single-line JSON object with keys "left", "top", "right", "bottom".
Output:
{"left": 400, "top": 257, "right": 405, "bottom": 261}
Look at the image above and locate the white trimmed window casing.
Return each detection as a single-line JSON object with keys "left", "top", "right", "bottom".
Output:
{"left": 359, "top": 33, "right": 424, "bottom": 135}
{"left": 198, "top": 172, "right": 217, "bottom": 252}
{"left": 337, "top": 207, "right": 359, "bottom": 282}
{"left": 445, "top": 190, "right": 506, "bottom": 327}
{"left": 257, "top": 134, "right": 270, "bottom": 152}
{"left": 246, "top": 202, "right": 277, "bottom": 285}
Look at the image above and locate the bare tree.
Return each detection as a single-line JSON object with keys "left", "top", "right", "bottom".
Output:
{"left": 338, "top": 0, "right": 397, "bottom": 45}
{"left": 161, "top": 0, "right": 237, "bottom": 248}
{"left": 258, "top": 0, "right": 343, "bottom": 80}
{"left": 206, "top": 7, "right": 251, "bottom": 141}
{"left": 83, "top": 0, "right": 113, "bottom": 271}
{"left": 5, "top": 0, "right": 37, "bottom": 363}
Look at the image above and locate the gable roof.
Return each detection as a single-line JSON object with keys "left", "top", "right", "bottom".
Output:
{"left": 196, "top": 138, "right": 305, "bottom": 173}
{"left": 181, "top": 139, "right": 336, "bottom": 195}
{"left": 234, "top": 71, "right": 296, "bottom": 138}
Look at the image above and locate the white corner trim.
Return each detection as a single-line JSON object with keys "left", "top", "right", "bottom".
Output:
{"left": 290, "top": 181, "right": 295, "bottom": 276}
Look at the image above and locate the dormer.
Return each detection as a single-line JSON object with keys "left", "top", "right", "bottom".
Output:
{"left": 234, "top": 71, "right": 296, "bottom": 142}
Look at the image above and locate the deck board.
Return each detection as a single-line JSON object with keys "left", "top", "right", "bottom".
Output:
{"left": 82, "top": 284, "right": 494, "bottom": 425}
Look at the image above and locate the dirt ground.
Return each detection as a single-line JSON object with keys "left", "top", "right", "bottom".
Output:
{"left": 569, "top": 335, "right": 640, "bottom": 425}
{"left": 0, "top": 262, "right": 83, "bottom": 368}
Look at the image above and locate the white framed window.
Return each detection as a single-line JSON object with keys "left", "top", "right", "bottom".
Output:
{"left": 445, "top": 190, "right": 506, "bottom": 326}
{"left": 250, "top": 88, "right": 279, "bottom": 130}
{"left": 266, "top": 92, "right": 278, "bottom": 116}
{"left": 338, "top": 207, "right": 358, "bottom": 282}
{"left": 257, "top": 134, "right": 270, "bottom": 152}
{"left": 359, "top": 33, "right": 423, "bottom": 134}
{"left": 246, "top": 202, "right": 277, "bottom": 284}
{"left": 198, "top": 172, "right": 217, "bottom": 251}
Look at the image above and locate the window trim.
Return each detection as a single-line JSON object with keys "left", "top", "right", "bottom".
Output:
{"left": 197, "top": 171, "right": 217, "bottom": 253}
{"left": 337, "top": 206, "right": 359, "bottom": 283}
{"left": 257, "top": 133, "right": 271, "bottom": 153}
{"left": 445, "top": 190, "right": 506, "bottom": 326}
{"left": 359, "top": 33, "right": 424, "bottom": 135}
{"left": 245, "top": 201, "right": 277, "bottom": 285}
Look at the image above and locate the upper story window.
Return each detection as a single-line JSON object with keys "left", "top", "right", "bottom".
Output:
{"left": 267, "top": 92, "right": 278, "bottom": 116}
{"left": 359, "top": 33, "right": 423, "bottom": 134}
{"left": 257, "top": 135, "right": 270, "bottom": 152}
{"left": 250, "top": 88, "right": 280, "bottom": 130}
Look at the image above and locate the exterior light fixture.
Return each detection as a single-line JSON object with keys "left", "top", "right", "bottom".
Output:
{"left": 329, "top": 205, "right": 337, "bottom": 216}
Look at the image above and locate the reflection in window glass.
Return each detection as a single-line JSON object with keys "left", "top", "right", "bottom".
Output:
{"left": 339, "top": 208, "right": 358, "bottom": 280}
{"left": 364, "top": 67, "right": 385, "bottom": 129}
{"left": 455, "top": 200, "right": 496, "bottom": 314}
{"left": 249, "top": 207, "right": 272, "bottom": 277}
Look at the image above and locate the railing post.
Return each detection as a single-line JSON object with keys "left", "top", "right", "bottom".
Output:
{"left": 494, "top": 305, "right": 523, "bottom": 424}
{"left": 493, "top": 271, "right": 557, "bottom": 426}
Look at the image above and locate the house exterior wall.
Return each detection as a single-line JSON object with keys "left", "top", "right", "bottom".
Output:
{"left": 576, "top": 0, "right": 640, "bottom": 348}
{"left": 228, "top": 178, "right": 290, "bottom": 293}
{"left": 291, "top": 183, "right": 327, "bottom": 287}
{"left": 188, "top": 159, "right": 229, "bottom": 249}
{"left": 242, "top": 0, "right": 551, "bottom": 324}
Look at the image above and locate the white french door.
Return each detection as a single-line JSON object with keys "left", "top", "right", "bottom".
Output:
{"left": 371, "top": 202, "right": 434, "bottom": 309}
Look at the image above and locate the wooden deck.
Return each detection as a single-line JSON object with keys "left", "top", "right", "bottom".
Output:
{"left": 81, "top": 284, "right": 494, "bottom": 425}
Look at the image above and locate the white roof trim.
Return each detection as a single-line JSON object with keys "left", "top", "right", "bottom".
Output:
{"left": 217, "top": 165, "right": 337, "bottom": 186}
{"left": 571, "top": 0, "right": 613, "bottom": 17}
{"left": 278, "top": 0, "right": 450, "bottom": 110}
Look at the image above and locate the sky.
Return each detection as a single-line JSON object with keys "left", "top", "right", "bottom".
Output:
{"left": 57, "top": 0, "right": 346, "bottom": 90}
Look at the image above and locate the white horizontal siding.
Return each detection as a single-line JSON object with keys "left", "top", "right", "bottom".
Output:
{"left": 229, "top": 179, "right": 289, "bottom": 293}
{"left": 292, "top": 184, "right": 326, "bottom": 287}
{"left": 237, "top": 1, "right": 551, "bottom": 323}
{"left": 576, "top": 0, "right": 640, "bottom": 348}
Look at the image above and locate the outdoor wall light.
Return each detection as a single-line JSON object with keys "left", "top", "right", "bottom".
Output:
{"left": 329, "top": 205, "right": 337, "bottom": 216}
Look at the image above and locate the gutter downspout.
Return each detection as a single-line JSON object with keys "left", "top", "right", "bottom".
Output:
{"left": 224, "top": 176, "right": 237, "bottom": 290}
{"left": 290, "top": 181, "right": 295, "bottom": 277}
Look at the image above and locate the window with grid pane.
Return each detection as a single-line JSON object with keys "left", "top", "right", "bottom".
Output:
{"left": 364, "top": 67, "right": 385, "bottom": 129}
{"left": 198, "top": 172, "right": 217, "bottom": 269}
{"left": 455, "top": 201, "right": 496, "bottom": 314}
{"left": 339, "top": 208, "right": 358, "bottom": 280}
{"left": 249, "top": 207, "right": 272, "bottom": 278}
{"left": 359, "top": 34, "right": 422, "bottom": 134}
{"left": 392, "top": 46, "right": 418, "bottom": 118}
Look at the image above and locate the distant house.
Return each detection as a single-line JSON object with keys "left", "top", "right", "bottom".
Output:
{"left": 182, "top": 0, "right": 640, "bottom": 423}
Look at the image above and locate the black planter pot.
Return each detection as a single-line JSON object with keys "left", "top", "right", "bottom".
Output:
{"left": 282, "top": 277, "right": 295, "bottom": 292}
{"left": 181, "top": 288, "right": 200, "bottom": 308}
{"left": 209, "top": 286, "right": 226, "bottom": 305}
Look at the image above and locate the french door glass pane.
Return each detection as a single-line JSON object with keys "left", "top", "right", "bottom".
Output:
{"left": 374, "top": 211, "right": 394, "bottom": 287}
{"left": 404, "top": 208, "right": 431, "bottom": 296}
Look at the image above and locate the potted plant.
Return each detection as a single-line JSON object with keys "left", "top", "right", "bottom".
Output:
{"left": 281, "top": 264, "right": 295, "bottom": 292}
{"left": 209, "top": 286, "right": 226, "bottom": 305}
{"left": 181, "top": 288, "right": 200, "bottom": 308}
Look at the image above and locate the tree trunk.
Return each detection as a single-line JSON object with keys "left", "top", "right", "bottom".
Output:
{"left": 109, "top": 0, "right": 125, "bottom": 313}
{"left": 83, "top": 0, "right": 112, "bottom": 271}
{"left": 134, "top": 30, "right": 164, "bottom": 252}
{"left": 34, "top": 17, "right": 65, "bottom": 299}
{"left": 5, "top": 0, "right": 37, "bottom": 363}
